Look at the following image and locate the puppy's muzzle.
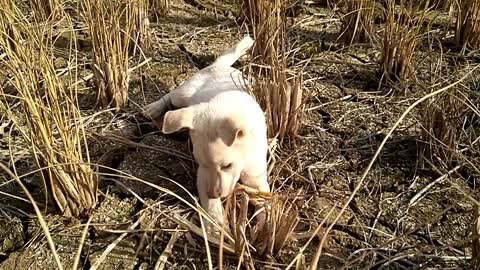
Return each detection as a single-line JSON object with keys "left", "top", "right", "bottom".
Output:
{"left": 207, "top": 185, "right": 222, "bottom": 199}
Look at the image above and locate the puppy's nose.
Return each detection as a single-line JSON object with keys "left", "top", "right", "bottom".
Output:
{"left": 207, "top": 187, "right": 222, "bottom": 199}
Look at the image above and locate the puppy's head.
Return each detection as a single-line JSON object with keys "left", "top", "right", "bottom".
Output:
{"left": 162, "top": 106, "right": 248, "bottom": 199}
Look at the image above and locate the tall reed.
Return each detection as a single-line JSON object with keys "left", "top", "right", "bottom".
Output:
{"left": 244, "top": 0, "right": 304, "bottom": 141}
{"left": 455, "top": 0, "right": 480, "bottom": 50}
{"left": 381, "top": 0, "right": 428, "bottom": 84}
{"left": 0, "top": 3, "right": 97, "bottom": 217}
{"left": 83, "top": 0, "right": 149, "bottom": 111}
{"left": 338, "top": 0, "right": 375, "bottom": 44}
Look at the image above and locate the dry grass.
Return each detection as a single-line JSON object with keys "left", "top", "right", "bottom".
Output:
{"left": 418, "top": 66, "right": 480, "bottom": 171}
{"left": 455, "top": 0, "right": 480, "bottom": 50}
{"left": 430, "top": 0, "right": 453, "bottom": 10}
{"left": 221, "top": 184, "right": 299, "bottom": 266}
{"left": 337, "top": 0, "right": 375, "bottom": 44}
{"left": 29, "top": 0, "right": 64, "bottom": 21}
{"left": 473, "top": 205, "right": 480, "bottom": 270}
{"left": 0, "top": 162, "right": 64, "bottom": 269}
{"left": 0, "top": 3, "right": 97, "bottom": 217}
{"left": 406, "top": 0, "right": 452, "bottom": 10}
{"left": 381, "top": 0, "right": 429, "bottom": 84}
{"left": 150, "top": 0, "right": 169, "bottom": 17}
{"left": 240, "top": 0, "right": 305, "bottom": 265}
{"left": 82, "top": 0, "right": 149, "bottom": 111}
{"left": 244, "top": 0, "right": 304, "bottom": 141}
{"left": 130, "top": 0, "right": 151, "bottom": 52}
{"left": 418, "top": 89, "right": 466, "bottom": 167}
{"left": 308, "top": 66, "right": 479, "bottom": 270}
{"left": 254, "top": 192, "right": 299, "bottom": 257}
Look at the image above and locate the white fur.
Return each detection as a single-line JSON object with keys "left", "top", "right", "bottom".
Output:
{"left": 142, "top": 36, "right": 253, "bottom": 119}
{"left": 143, "top": 35, "right": 269, "bottom": 228}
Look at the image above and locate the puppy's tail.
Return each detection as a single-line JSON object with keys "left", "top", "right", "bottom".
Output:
{"left": 212, "top": 35, "right": 254, "bottom": 67}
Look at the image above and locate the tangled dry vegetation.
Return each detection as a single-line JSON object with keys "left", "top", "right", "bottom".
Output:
{"left": 1, "top": 0, "right": 480, "bottom": 269}
{"left": 244, "top": 0, "right": 304, "bottom": 141}
{"left": 0, "top": 1, "right": 97, "bottom": 218}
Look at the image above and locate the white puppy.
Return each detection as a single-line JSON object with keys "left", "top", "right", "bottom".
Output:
{"left": 143, "top": 36, "right": 270, "bottom": 227}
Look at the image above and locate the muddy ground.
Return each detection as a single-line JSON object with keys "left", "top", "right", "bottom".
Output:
{"left": 1, "top": 0, "right": 479, "bottom": 269}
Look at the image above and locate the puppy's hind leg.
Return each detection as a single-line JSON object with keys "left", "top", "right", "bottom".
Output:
{"left": 212, "top": 35, "right": 254, "bottom": 68}
{"left": 142, "top": 93, "right": 172, "bottom": 120}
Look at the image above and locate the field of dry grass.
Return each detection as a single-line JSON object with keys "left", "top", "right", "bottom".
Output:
{"left": 1, "top": 0, "right": 480, "bottom": 269}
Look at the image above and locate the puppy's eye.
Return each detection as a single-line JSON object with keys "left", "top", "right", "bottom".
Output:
{"left": 221, "top": 163, "right": 233, "bottom": 170}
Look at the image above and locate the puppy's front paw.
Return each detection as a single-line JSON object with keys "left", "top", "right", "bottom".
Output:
{"left": 202, "top": 213, "right": 226, "bottom": 236}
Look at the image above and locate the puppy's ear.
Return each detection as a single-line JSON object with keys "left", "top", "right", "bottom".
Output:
{"left": 217, "top": 117, "right": 246, "bottom": 146}
{"left": 162, "top": 107, "right": 194, "bottom": 134}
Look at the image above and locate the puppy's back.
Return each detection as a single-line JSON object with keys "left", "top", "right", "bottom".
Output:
{"left": 143, "top": 36, "right": 255, "bottom": 119}
{"left": 176, "top": 36, "right": 254, "bottom": 106}
{"left": 209, "top": 90, "right": 266, "bottom": 133}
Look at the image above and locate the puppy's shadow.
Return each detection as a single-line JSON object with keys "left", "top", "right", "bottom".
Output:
{"left": 132, "top": 111, "right": 191, "bottom": 143}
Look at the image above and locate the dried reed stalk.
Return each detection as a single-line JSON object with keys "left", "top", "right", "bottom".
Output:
{"left": 0, "top": 3, "right": 97, "bottom": 217}
{"left": 244, "top": 0, "right": 304, "bottom": 141}
{"left": 130, "top": 0, "right": 151, "bottom": 52}
{"left": 150, "top": 0, "right": 169, "bottom": 17}
{"left": 83, "top": 0, "right": 139, "bottom": 111}
{"left": 226, "top": 188, "right": 298, "bottom": 262}
{"left": 381, "top": 0, "right": 427, "bottom": 83}
{"left": 254, "top": 194, "right": 299, "bottom": 257}
{"left": 430, "top": 0, "right": 452, "bottom": 10}
{"left": 418, "top": 90, "right": 465, "bottom": 166}
{"left": 338, "top": 0, "right": 375, "bottom": 44}
{"left": 307, "top": 64, "right": 478, "bottom": 270}
{"left": 455, "top": 0, "right": 480, "bottom": 50}
{"left": 29, "top": 0, "right": 64, "bottom": 21}
{"left": 472, "top": 205, "right": 480, "bottom": 270}
{"left": 406, "top": 0, "right": 452, "bottom": 10}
